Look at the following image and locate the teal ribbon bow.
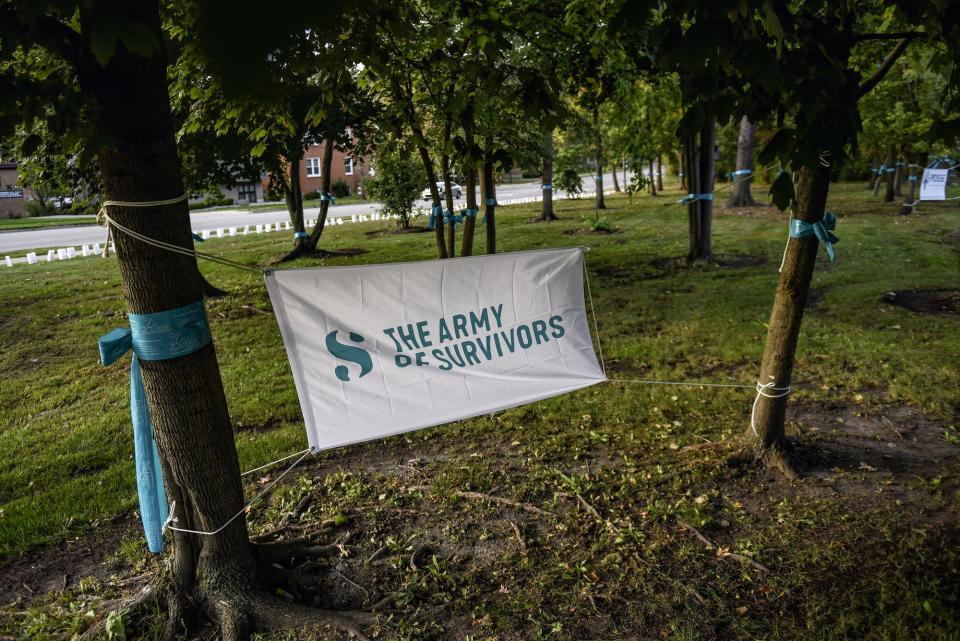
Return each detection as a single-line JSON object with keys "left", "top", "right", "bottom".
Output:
{"left": 98, "top": 301, "right": 212, "bottom": 553}
{"left": 790, "top": 212, "right": 839, "bottom": 261}
{"left": 444, "top": 209, "right": 463, "bottom": 226}
{"left": 428, "top": 205, "right": 443, "bottom": 229}
{"left": 192, "top": 233, "right": 205, "bottom": 243}
{"left": 320, "top": 193, "right": 336, "bottom": 203}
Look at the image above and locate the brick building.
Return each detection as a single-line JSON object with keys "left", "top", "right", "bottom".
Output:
{"left": 0, "top": 162, "right": 26, "bottom": 219}
{"left": 284, "top": 142, "right": 371, "bottom": 198}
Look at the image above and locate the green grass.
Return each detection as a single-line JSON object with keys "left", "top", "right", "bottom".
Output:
{"left": 0, "top": 215, "right": 96, "bottom": 231}
{"left": 1, "top": 181, "right": 958, "bottom": 640}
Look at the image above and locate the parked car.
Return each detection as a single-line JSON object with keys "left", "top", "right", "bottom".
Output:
{"left": 421, "top": 183, "right": 463, "bottom": 201}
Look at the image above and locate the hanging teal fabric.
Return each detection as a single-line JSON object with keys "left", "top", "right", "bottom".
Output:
{"left": 444, "top": 209, "right": 463, "bottom": 226}
{"left": 98, "top": 300, "right": 212, "bottom": 553}
{"left": 483, "top": 198, "right": 496, "bottom": 224}
{"left": 428, "top": 205, "right": 443, "bottom": 229}
{"left": 790, "top": 212, "right": 839, "bottom": 261}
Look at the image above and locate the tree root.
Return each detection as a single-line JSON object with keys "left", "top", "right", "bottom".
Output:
{"left": 453, "top": 490, "right": 554, "bottom": 517}
{"left": 255, "top": 536, "right": 358, "bottom": 567}
{"left": 76, "top": 583, "right": 161, "bottom": 641}
{"left": 727, "top": 438, "right": 802, "bottom": 481}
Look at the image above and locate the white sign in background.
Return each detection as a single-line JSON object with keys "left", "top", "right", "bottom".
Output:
{"left": 265, "top": 247, "right": 606, "bottom": 451}
{"left": 919, "top": 168, "right": 949, "bottom": 201}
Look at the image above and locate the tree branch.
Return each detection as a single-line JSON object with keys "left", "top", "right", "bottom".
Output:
{"left": 857, "top": 36, "right": 914, "bottom": 98}
{"left": 855, "top": 31, "right": 926, "bottom": 42}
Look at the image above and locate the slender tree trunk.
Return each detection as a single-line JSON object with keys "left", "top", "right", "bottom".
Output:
{"left": 461, "top": 115, "right": 479, "bottom": 255}
{"left": 541, "top": 126, "right": 556, "bottom": 221}
{"left": 611, "top": 161, "right": 621, "bottom": 192}
{"left": 622, "top": 159, "right": 628, "bottom": 192}
{"left": 749, "top": 165, "right": 831, "bottom": 477}
{"left": 687, "top": 122, "right": 715, "bottom": 263}
{"left": 78, "top": 1, "right": 261, "bottom": 635}
{"left": 483, "top": 148, "right": 496, "bottom": 254}
{"left": 894, "top": 149, "right": 905, "bottom": 197}
{"left": 900, "top": 156, "right": 917, "bottom": 215}
{"left": 684, "top": 135, "right": 700, "bottom": 261}
{"left": 657, "top": 154, "right": 663, "bottom": 192}
{"left": 679, "top": 142, "right": 687, "bottom": 191}
{"left": 593, "top": 106, "right": 605, "bottom": 212}
{"left": 648, "top": 159, "right": 657, "bottom": 196}
{"left": 884, "top": 145, "right": 897, "bottom": 203}
{"left": 306, "top": 140, "right": 335, "bottom": 251}
{"left": 726, "top": 115, "right": 756, "bottom": 207}
{"left": 441, "top": 152, "right": 456, "bottom": 259}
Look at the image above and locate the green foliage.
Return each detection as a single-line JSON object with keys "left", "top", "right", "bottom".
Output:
{"left": 555, "top": 168, "right": 583, "bottom": 198}
{"left": 365, "top": 141, "right": 426, "bottom": 227}
{"left": 330, "top": 179, "right": 350, "bottom": 199}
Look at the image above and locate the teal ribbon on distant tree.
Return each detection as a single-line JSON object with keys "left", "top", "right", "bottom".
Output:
{"left": 293, "top": 231, "right": 310, "bottom": 240}
{"left": 464, "top": 207, "right": 479, "bottom": 219}
{"left": 790, "top": 212, "right": 839, "bottom": 261}
{"left": 908, "top": 175, "right": 918, "bottom": 182}
{"left": 483, "top": 198, "right": 496, "bottom": 224}
{"left": 678, "top": 193, "right": 714, "bottom": 205}
{"left": 98, "top": 301, "right": 212, "bottom": 553}
{"left": 428, "top": 205, "right": 443, "bottom": 229}
{"left": 444, "top": 209, "right": 463, "bottom": 226}
{"left": 732, "top": 169, "right": 752, "bottom": 176}
{"left": 320, "top": 193, "right": 336, "bottom": 203}
{"left": 542, "top": 183, "right": 552, "bottom": 190}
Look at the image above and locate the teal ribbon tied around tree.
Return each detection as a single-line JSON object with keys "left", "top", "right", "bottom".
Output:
{"left": 790, "top": 212, "right": 839, "bottom": 261}
{"left": 192, "top": 233, "right": 205, "bottom": 243}
{"left": 320, "top": 193, "right": 336, "bottom": 203}
{"left": 542, "top": 183, "right": 552, "bottom": 190}
{"left": 463, "top": 207, "right": 479, "bottom": 221}
{"left": 908, "top": 175, "right": 918, "bottom": 182}
{"left": 294, "top": 231, "right": 310, "bottom": 240}
{"left": 444, "top": 209, "right": 463, "bottom": 226}
{"left": 678, "top": 193, "right": 714, "bottom": 205}
{"left": 427, "top": 205, "right": 443, "bottom": 229}
{"left": 732, "top": 169, "right": 752, "bottom": 177}
{"left": 483, "top": 198, "right": 496, "bottom": 224}
{"left": 98, "top": 301, "right": 212, "bottom": 553}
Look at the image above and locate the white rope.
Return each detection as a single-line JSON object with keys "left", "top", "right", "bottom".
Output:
{"left": 98, "top": 196, "right": 264, "bottom": 274}
{"left": 163, "top": 448, "right": 313, "bottom": 537}
{"left": 750, "top": 379, "right": 792, "bottom": 436}
{"left": 240, "top": 447, "right": 312, "bottom": 477}
{"left": 583, "top": 256, "right": 607, "bottom": 376}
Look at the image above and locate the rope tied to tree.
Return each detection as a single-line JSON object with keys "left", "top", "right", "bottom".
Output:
{"left": 678, "top": 193, "right": 714, "bottom": 205}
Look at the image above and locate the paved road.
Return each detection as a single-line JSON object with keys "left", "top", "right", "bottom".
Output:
{"left": 1, "top": 172, "right": 626, "bottom": 257}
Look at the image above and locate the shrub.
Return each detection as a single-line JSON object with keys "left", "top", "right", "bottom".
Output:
{"left": 331, "top": 179, "right": 351, "bottom": 198}
{"left": 365, "top": 143, "right": 426, "bottom": 228}
{"left": 303, "top": 191, "right": 321, "bottom": 201}
{"left": 556, "top": 168, "right": 583, "bottom": 198}
{"left": 25, "top": 199, "right": 53, "bottom": 217}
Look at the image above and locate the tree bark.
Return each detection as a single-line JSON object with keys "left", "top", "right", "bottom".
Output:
{"left": 679, "top": 143, "right": 687, "bottom": 191}
{"left": 306, "top": 140, "right": 335, "bottom": 252}
{"left": 880, "top": 145, "right": 896, "bottom": 201}
{"left": 441, "top": 151, "right": 456, "bottom": 259}
{"left": 461, "top": 116, "right": 479, "bottom": 255}
{"left": 648, "top": 158, "right": 657, "bottom": 196}
{"left": 611, "top": 161, "right": 621, "bottom": 192}
{"left": 541, "top": 126, "right": 556, "bottom": 221}
{"left": 77, "top": 0, "right": 261, "bottom": 634}
{"left": 483, "top": 148, "right": 496, "bottom": 254}
{"left": 593, "top": 106, "right": 605, "bottom": 212}
{"left": 686, "top": 122, "right": 715, "bottom": 263}
{"left": 726, "top": 115, "right": 756, "bottom": 207}
{"left": 657, "top": 154, "right": 663, "bottom": 192}
{"left": 894, "top": 151, "right": 905, "bottom": 197}
{"left": 749, "top": 165, "right": 831, "bottom": 476}
{"left": 900, "top": 156, "right": 917, "bottom": 215}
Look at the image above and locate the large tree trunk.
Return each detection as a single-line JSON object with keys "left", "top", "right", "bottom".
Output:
{"left": 726, "top": 115, "right": 756, "bottom": 207}
{"left": 611, "top": 161, "right": 621, "bottom": 192}
{"left": 593, "top": 106, "right": 605, "bottom": 213}
{"left": 686, "top": 122, "right": 715, "bottom": 263}
{"left": 883, "top": 145, "right": 897, "bottom": 203}
{"left": 679, "top": 143, "right": 687, "bottom": 191}
{"left": 749, "top": 165, "right": 831, "bottom": 477}
{"left": 77, "top": 1, "right": 262, "bottom": 636}
{"left": 483, "top": 148, "right": 496, "bottom": 254}
{"left": 541, "top": 126, "right": 557, "bottom": 221}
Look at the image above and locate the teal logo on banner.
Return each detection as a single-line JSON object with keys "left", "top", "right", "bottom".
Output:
{"left": 325, "top": 330, "right": 373, "bottom": 382}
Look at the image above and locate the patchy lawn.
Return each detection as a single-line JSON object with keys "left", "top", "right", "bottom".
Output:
{"left": 1, "top": 182, "right": 958, "bottom": 640}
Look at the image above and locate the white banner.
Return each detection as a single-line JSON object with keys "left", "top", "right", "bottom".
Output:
{"left": 920, "top": 168, "right": 949, "bottom": 200}
{"left": 265, "top": 247, "right": 605, "bottom": 451}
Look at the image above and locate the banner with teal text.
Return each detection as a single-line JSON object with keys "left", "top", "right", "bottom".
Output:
{"left": 264, "top": 247, "right": 605, "bottom": 451}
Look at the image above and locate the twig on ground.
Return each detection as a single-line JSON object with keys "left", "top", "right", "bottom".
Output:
{"left": 509, "top": 521, "right": 527, "bottom": 555}
{"left": 574, "top": 493, "right": 601, "bottom": 520}
{"left": 453, "top": 490, "right": 553, "bottom": 516}
{"left": 676, "top": 519, "right": 770, "bottom": 574}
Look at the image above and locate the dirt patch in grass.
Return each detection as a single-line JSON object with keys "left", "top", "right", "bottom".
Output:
{"left": 365, "top": 226, "right": 433, "bottom": 237}
{"left": 563, "top": 226, "right": 622, "bottom": 235}
{"left": 0, "top": 513, "right": 136, "bottom": 606}
{"left": 883, "top": 288, "right": 960, "bottom": 314}
{"left": 650, "top": 252, "right": 767, "bottom": 272}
